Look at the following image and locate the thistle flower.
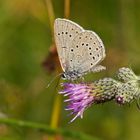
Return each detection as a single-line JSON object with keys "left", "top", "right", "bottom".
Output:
{"left": 60, "top": 78, "right": 119, "bottom": 122}
{"left": 117, "top": 67, "right": 139, "bottom": 82}
{"left": 115, "top": 81, "right": 140, "bottom": 104}
{"left": 115, "top": 67, "right": 140, "bottom": 105}
{"left": 59, "top": 67, "right": 140, "bottom": 122}
{"left": 94, "top": 78, "right": 120, "bottom": 102}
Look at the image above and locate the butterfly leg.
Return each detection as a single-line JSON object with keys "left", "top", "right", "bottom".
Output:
{"left": 75, "top": 76, "right": 85, "bottom": 83}
{"left": 80, "top": 77, "right": 85, "bottom": 83}
{"left": 91, "top": 65, "right": 106, "bottom": 73}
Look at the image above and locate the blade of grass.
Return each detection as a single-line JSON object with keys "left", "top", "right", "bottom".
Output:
{"left": 0, "top": 118, "right": 100, "bottom": 140}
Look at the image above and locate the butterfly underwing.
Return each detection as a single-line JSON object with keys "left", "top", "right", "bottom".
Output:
{"left": 54, "top": 18, "right": 106, "bottom": 80}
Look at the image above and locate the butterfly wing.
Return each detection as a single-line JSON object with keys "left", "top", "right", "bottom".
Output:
{"left": 67, "top": 30, "right": 105, "bottom": 74}
{"left": 54, "top": 18, "right": 84, "bottom": 72}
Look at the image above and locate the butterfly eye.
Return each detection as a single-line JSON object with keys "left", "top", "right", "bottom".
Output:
{"left": 62, "top": 73, "right": 66, "bottom": 79}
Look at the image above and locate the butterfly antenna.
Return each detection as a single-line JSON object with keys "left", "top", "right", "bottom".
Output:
{"left": 55, "top": 75, "right": 61, "bottom": 91}
{"left": 46, "top": 73, "right": 62, "bottom": 88}
{"left": 136, "top": 99, "right": 140, "bottom": 110}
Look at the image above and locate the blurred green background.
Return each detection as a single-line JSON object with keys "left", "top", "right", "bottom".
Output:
{"left": 0, "top": 0, "right": 140, "bottom": 140}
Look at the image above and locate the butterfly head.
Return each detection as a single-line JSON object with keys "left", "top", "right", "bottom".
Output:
{"left": 61, "top": 71, "right": 81, "bottom": 81}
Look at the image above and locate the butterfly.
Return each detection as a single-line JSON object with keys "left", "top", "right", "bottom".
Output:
{"left": 54, "top": 18, "right": 106, "bottom": 81}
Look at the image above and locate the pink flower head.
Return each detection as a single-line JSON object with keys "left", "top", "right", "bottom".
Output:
{"left": 60, "top": 78, "right": 118, "bottom": 122}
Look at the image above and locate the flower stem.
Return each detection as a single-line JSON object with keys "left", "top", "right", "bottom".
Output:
{"left": 0, "top": 118, "right": 100, "bottom": 140}
{"left": 45, "top": 1, "right": 60, "bottom": 139}
{"left": 64, "top": 0, "right": 71, "bottom": 18}
{"left": 49, "top": 94, "right": 62, "bottom": 140}
{"left": 50, "top": 95, "right": 61, "bottom": 128}
{"left": 45, "top": 0, "right": 55, "bottom": 36}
